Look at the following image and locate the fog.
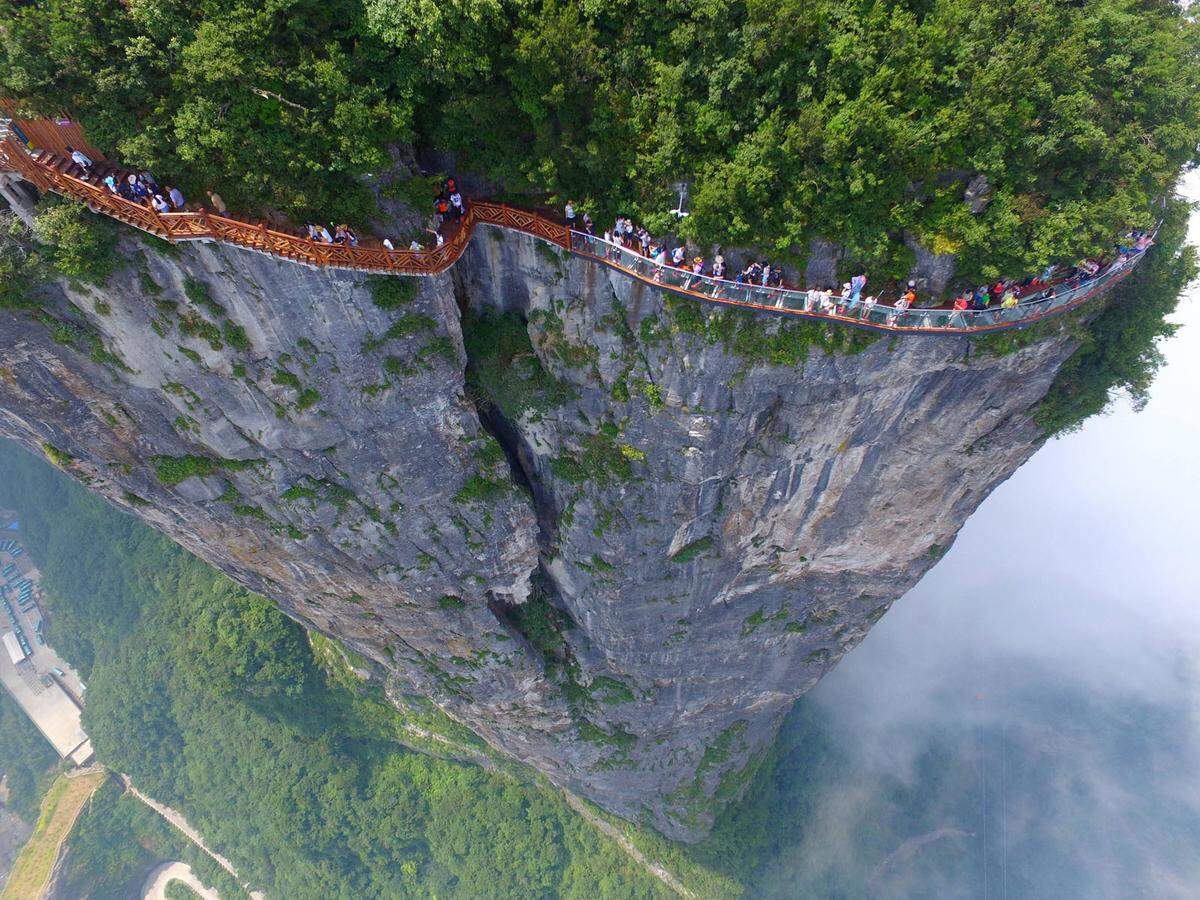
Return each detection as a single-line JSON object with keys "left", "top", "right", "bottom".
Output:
{"left": 739, "top": 173, "right": 1200, "bottom": 898}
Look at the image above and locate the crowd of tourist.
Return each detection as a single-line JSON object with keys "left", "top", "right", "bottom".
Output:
{"left": 66, "top": 144, "right": 193, "bottom": 218}
{"left": 51, "top": 138, "right": 1154, "bottom": 326}
{"left": 563, "top": 199, "right": 1155, "bottom": 321}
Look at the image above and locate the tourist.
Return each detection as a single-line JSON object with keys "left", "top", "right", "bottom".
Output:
{"left": 582, "top": 213, "right": 593, "bottom": 235}
{"left": 167, "top": 186, "right": 185, "bottom": 210}
{"left": 103, "top": 174, "right": 118, "bottom": 194}
{"left": 639, "top": 228, "right": 651, "bottom": 256}
{"left": 382, "top": 237, "right": 395, "bottom": 250}
{"left": 950, "top": 294, "right": 969, "bottom": 327}
{"left": 1001, "top": 289, "right": 1019, "bottom": 310}
{"left": 839, "top": 282, "right": 855, "bottom": 316}
{"left": 66, "top": 145, "right": 92, "bottom": 175}
{"left": 685, "top": 256, "right": 704, "bottom": 290}
{"left": 850, "top": 272, "right": 867, "bottom": 302}
{"left": 449, "top": 191, "right": 465, "bottom": 220}
{"left": 428, "top": 227, "right": 445, "bottom": 248}
{"left": 565, "top": 200, "right": 576, "bottom": 229}
{"left": 805, "top": 286, "right": 820, "bottom": 312}
{"left": 711, "top": 256, "right": 726, "bottom": 296}
{"left": 889, "top": 292, "right": 911, "bottom": 326}
{"left": 206, "top": 191, "right": 227, "bottom": 215}
{"left": 127, "top": 174, "right": 148, "bottom": 200}
{"left": 434, "top": 197, "right": 450, "bottom": 227}
{"left": 409, "top": 239, "right": 422, "bottom": 251}
{"left": 860, "top": 294, "right": 877, "bottom": 319}
{"left": 672, "top": 246, "right": 685, "bottom": 267}
{"left": 821, "top": 287, "right": 837, "bottom": 315}
{"left": 151, "top": 193, "right": 171, "bottom": 214}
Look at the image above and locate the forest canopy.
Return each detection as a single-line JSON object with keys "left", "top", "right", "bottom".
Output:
{"left": 1, "top": 0, "right": 1199, "bottom": 279}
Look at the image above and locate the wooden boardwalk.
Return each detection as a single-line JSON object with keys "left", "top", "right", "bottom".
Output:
{"left": 0, "top": 122, "right": 1147, "bottom": 336}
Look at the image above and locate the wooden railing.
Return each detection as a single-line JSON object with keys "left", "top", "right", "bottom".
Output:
{"left": 0, "top": 132, "right": 1147, "bottom": 335}
{"left": 0, "top": 135, "right": 569, "bottom": 275}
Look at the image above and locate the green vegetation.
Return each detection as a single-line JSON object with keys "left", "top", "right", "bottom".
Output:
{"left": 0, "top": 771, "right": 108, "bottom": 900}
{"left": 0, "top": 691, "right": 57, "bottom": 820}
{"left": 271, "top": 367, "right": 302, "bottom": 390}
{"left": 0, "top": 212, "right": 53, "bottom": 312}
{"left": 5, "top": 1, "right": 1194, "bottom": 280}
{"left": 223, "top": 320, "right": 250, "bottom": 351}
{"left": 370, "top": 275, "right": 419, "bottom": 309}
{"left": 40, "top": 442, "right": 72, "bottom": 468}
{"left": 55, "top": 779, "right": 247, "bottom": 900}
{"left": 453, "top": 473, "right": 510, "bottom": 505}
{"left": 670, "top": 537, "right": 715, "bottom": 564}
{"left": 30, "top": 197, "right": 118, "bottom": 284}
{"left": 295, "top": 387, "right": 321, "bottom": 411}
{"left": 551, "top": 422, "right": 642, "bottom": 487}
{"left": 507, "top": 590, "right": 572, "bottom": 665}
{"left": 463, "top": 311, "right": 574, "bottom": 420}
{"left": 1033, "top": 198, "right": 1198, "bottom": 437}
{"left": 183, "top": 276, "right": 223, "bottom": 317}
{"left": 165, "top": 882, "right": 205, "bottom": 900}
{"left": 152, "top": 454, "right": 259, "bottom": 486}
{"left": 665, "top": 295, "right": 878, "bottom": 365}
{"left": 0, "top": 443, "right": 687, "bottom": 899}
{"left": 178, "top": 312, "right": 223, "bottom": 351}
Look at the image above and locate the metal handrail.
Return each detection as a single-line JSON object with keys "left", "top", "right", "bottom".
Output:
{"left": 568, "top": 232, "right": 1149, "bottom": 334}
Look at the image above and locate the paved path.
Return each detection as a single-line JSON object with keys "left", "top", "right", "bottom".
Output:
{"left": 119, "top": 776, "right": 264, "bottom": 900}
{"left": 140, "top": 861, "right": 219, "bottom": 900}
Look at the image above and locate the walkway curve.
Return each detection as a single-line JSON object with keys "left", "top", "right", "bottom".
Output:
{"left": 140, "top": 861, "right": 219, "bottom": 900}
{"left": 0, "top": 127, "right": 1149, "bottom": 336}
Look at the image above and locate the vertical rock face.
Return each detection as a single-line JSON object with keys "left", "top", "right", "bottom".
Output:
{"left": 0, "top": 223, "right": 1076, "bottom": 840}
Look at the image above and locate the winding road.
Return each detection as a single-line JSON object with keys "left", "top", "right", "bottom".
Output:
{"left": 140, "top": 861, "right": 218, "bottom": 900}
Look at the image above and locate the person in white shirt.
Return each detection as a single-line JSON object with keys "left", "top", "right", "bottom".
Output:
{"left": 564, "top": 201, "right": 576, "bottom": 229}
{"left": 408, "top": 239, "right": 422, "bottom": 251}
{"left": 382, "top": 238, "right": 395, "bottom": 250}
{"left": 671, "top": 246, "right": 685, "bottom": 266}
{"left": 66, "top": 146, "right": 93, "bottom": 174}
{"left": 861, "top": 294, "right": 877, "bottom": 319}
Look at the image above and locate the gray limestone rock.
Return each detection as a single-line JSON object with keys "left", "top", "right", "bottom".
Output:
{"left": 0, "top": 221, "right": 1080, "bottom": 841}
{"left": 965, "top": 173, "right": 993, "bottom": 214}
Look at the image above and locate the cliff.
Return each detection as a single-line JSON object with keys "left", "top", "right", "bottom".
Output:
{"left": 0, "top": 221, "right": 1076, "bottom": 840}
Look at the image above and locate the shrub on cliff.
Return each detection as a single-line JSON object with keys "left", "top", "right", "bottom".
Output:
{"left": 31, "top": 198, "right": 119, "bottom": 284}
